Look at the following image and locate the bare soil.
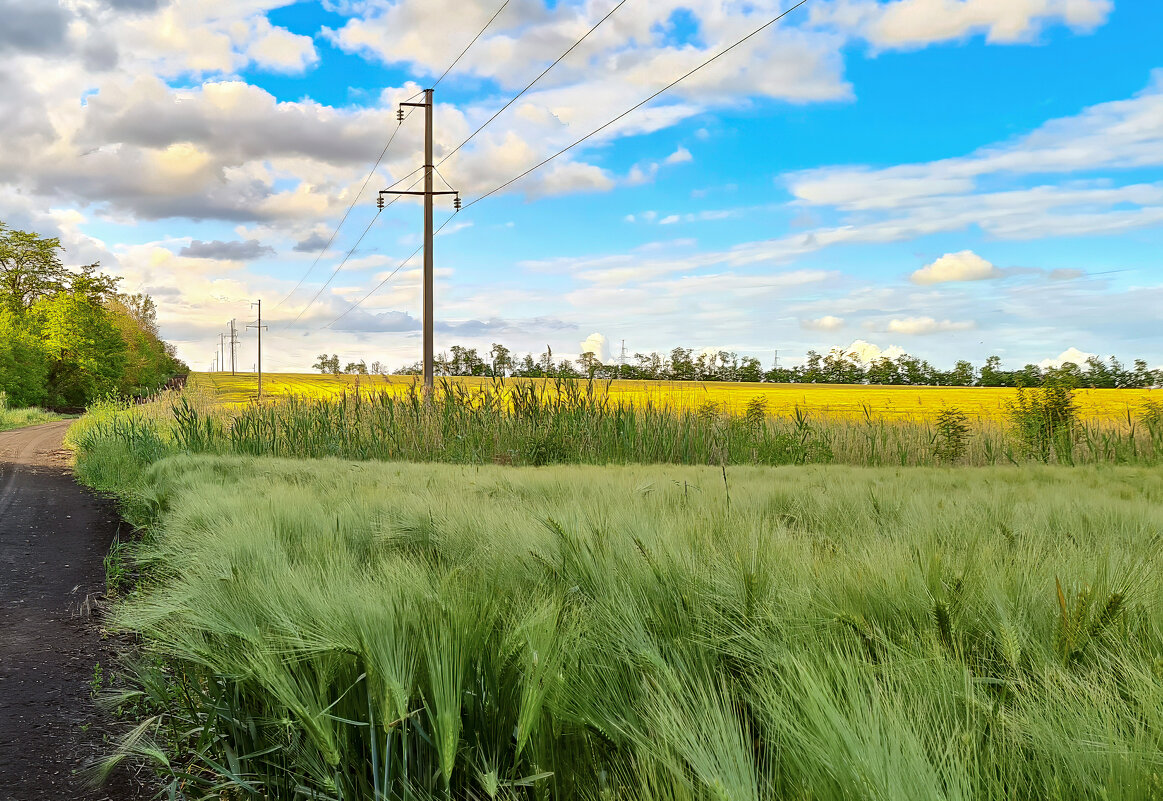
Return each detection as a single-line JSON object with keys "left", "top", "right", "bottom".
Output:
{"left": 0, "top": 422, "right": 144, "bottom": 801}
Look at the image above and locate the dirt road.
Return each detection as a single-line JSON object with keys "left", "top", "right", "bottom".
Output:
{"left": 0, "top": 422, "right": 142, "bottom": 800}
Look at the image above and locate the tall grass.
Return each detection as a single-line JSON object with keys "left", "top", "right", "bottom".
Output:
{"left": 73, "top": 379, "right": 1163, "bottom": 470}
{"left": 0, "top": 390, "right": 64, "bottom": 431}
{"left": 81, "top": 452, "right": 1163, "bottom": 800}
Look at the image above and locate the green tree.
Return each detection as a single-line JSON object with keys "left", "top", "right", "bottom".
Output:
{"left": 577, "top": 351, "right": 600, "bottom": 378}
{"left": 0, "top": 223, "right": 70, "bottom": 312}
{"left": 34, "top": 292, "right": 126, "bottom": 406}
{"left": 313, "top": 354, "right": 340, "bottom": 374}
{"left": 0, "top": 307, "right": 49, "bottom": 406}
{"left": 489, "top": 343, "right": 513, "bottom": 377}
{"left": 106, "top": 294, "right": 185, "bottom": 396}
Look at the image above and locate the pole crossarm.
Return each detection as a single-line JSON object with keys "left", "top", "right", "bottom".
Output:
{"left": 381, "top": 190, "right": 459, "bottom": 196}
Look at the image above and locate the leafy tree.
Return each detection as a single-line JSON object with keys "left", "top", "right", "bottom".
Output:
{"left": 106, "top": 294, "right": 185, "bottom": 396}
{"left": 577, "top": 351, "right": 600, "bottom": 378}
{"left": 668, "top": 348, "right": 695, "bottom": 381}
{"left": 737, "top": 356, "right": 763, "bottom": 383}
{"left": 34, "top": 291, "right": 126, "bottom": 406}
{"left": 0, "top": 307, "right": 49, "bottom": 406}
{"left": 949, "top": 360, "right": 976, "bottom": 387}
{"left": 0, "top": 223, "right": 70, "bottom": 312}
{"left": 313, "top": 354, "right": 341, "bottom": 374}
{"left": 344, "top": 360, "right": 369, "bottom": 375}
{"left": 489, "top": 343, "right": 513, "bottom": 377}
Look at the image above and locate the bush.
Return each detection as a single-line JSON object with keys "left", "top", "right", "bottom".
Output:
{"left": 1008, "top": 380, "right": 1079, "bottom": 462}
{"left": 933, "top": 407, "right": 971, "bottom": 463}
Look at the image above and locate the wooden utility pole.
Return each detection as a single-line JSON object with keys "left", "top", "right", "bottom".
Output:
{"left": 380, "top": 88, "right": 458, "bottom": 392}
{"left": 219, "top": 333, "right": 225, "bottom": 372}
{"left": 247, "top": 300, "right": 268, "bottom": 400}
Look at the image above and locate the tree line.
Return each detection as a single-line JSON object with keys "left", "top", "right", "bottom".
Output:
{"left": 0, "top": 221, "right": 186, "bottom": 408}
{"left": 313, "top": 344, "right": 1162, "bottom": 389}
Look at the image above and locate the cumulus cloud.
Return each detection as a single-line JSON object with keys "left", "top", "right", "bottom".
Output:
{"left": 579, "top": 332, "right": 610, "bottom": 362}
{"left": 247, "top": 18, "right": 319, "bottom": 73}
{"left": 1039, "top": 346, "right": 1096, "bottom": 369}
{"left": 911, "top": 250, "right": 1000, "bottom": 284}
{"left": 802, "top": 315, "right": 845, "bottom": 331}
{"left": 180, "top": 239, "right": 274, "bottom": 260}
{"left": 841, "top": 340, "right": 907, "bottom": 363}
{"left": 664, "top": 146, "right": 693, "bottom": 165}
{"left": 886, "top": 316, "right": 976, "bottom": 335}
{"left": 813, "top": 0, "right": 1111, "bottom": 49}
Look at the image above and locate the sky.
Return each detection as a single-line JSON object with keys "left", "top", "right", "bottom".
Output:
{"left": 2, "top": 0, "right": 1161, "bottom": 373}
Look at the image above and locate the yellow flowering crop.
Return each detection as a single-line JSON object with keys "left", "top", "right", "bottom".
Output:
{"left": 190, "top": 372, "right": 1159, "bottom": 423}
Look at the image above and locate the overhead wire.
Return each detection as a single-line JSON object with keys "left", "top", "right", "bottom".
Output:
{"left": 272, "top": 91, "right": 424, "bottom": 310}
{"left": 463, "top": 0, "right": 813, "bottom": 212}
{"left": 433, "top": 0, "right": 511, "bottom": 89}
{"left": 284, "top": 171, "right": 428, "bottom": 327}
{"left": 275, "top": 0, "right": 510, "bottom": 324}
{"left": 437, "top": 0, "right": 631, "bottom": 168}
{"left": 323, "top": 0, "right": 815, "bottom": 325}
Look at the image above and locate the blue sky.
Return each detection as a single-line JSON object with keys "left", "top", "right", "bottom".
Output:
{"left": 1, "top": 0, "right": 1160, "bottom": 372}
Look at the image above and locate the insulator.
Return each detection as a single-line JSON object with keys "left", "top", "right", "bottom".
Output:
{"left": 377, "top": 194, "right": 385, "bottom": 210}
{"left": 396, "top": 107, "right": 404, "bottom": 122}
{"left": 453, "top": 195, "right": 462, "bottom": 211}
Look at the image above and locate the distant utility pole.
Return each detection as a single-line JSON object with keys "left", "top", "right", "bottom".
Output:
{"left": 379, "top": 88, "right": 459, "bottom": 392}
{"left": 219, "top": 333, "right": 226, "bottom": 372}
{"left": 619, "top": 339, "right": 627, "bottom": 379}
{"left": 247, "top": 300, "right": 268, "bottom": 400}
{"left": 773, "top": 349, "right": 780, "bottom": 371}
{"left": 228, "top": 319, "right": 239, "bottom": 376}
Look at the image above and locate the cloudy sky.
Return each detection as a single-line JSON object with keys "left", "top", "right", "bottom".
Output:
{"left": 2, "top": 0, "right": 1161, "bottom": 371}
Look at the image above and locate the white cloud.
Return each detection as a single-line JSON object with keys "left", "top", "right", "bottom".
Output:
{"left": 812, "top": 0, "right": 1112, "bottom": 49}
{"left": 579, "top": 332, "right": 609, "bottom": 362}
{"left": 247, "top": 18, "right": 319, "bottom": 73}
{"left": 886, "top": 316, "right": 976, "bottom": 335}
{"left": 1039, "top": 346, "right": 1096, "bottom": 368}
{"left": 664, "top": 146, "right": 693, "bottom": 165}
{"left": 842, "top": 340, "right": 907, "bottom": 363}
{"left": 911, "top": 250, "right": 999, "bottom": 284}
{"left": 802, "top": 315, "right": 845, "bottom": 331}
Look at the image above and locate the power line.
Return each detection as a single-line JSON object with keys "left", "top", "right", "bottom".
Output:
{"left": 270, "top": 0, "right": 508, "bottom": 317}
{"left": 323, "top": 210, "right": 462, "bottom": 329}
{"left": 437, "top": 0, "right": 631, "bottom": 168}
{"left": 325, "top": 242, "right": 424, "bottom": 328}
{"left": 272, "top": 92, "right": 424, "bottom": 310}
{"left": 433, "top": 0, "right": 511, "bottom": 89}
{"left": 462, "top": 0, "right": 812, "bottom": 212}
{"left": 284, "top": 171, "right": 428, "bottom": 327}
{"left": 318, "top": 0, "right": 814, "bottom": 329}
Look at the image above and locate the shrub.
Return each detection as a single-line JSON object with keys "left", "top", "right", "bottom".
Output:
{"left": 933, "top": 407, "right": 971, "bottom": 463}
{"left": 1008, "top": 380, "right": 1079, "bottom": 462}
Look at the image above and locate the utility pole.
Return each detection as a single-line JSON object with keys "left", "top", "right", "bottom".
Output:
{"left": 228, "top": 319, "right": 239, "bottom": 376}
{"left": 619, "top": 339, "right": 626, "bottom": 379}
{"left": 247, "top": 300, "right": 268, "bottom": 400}
{"left": 773, "top": 350, "right": 780, "bottom": 371}
{"left": 219, "top": 333, "right": 226, "bottom": 372}
{"left": 380, "top": 88, "right": 459, "bottom": 392}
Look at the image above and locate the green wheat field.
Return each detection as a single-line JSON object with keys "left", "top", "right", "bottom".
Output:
{"left": 72, "top": 385, "right": 1163, "bottom": 800}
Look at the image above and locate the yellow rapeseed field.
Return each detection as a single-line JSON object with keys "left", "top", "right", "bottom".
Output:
{"left": 189, "top": 372, "right": 1159, "bottom": 423}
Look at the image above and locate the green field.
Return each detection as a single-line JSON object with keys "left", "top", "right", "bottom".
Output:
{"left": 76, "top": 428, "right": 1163, "bottom": 800}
